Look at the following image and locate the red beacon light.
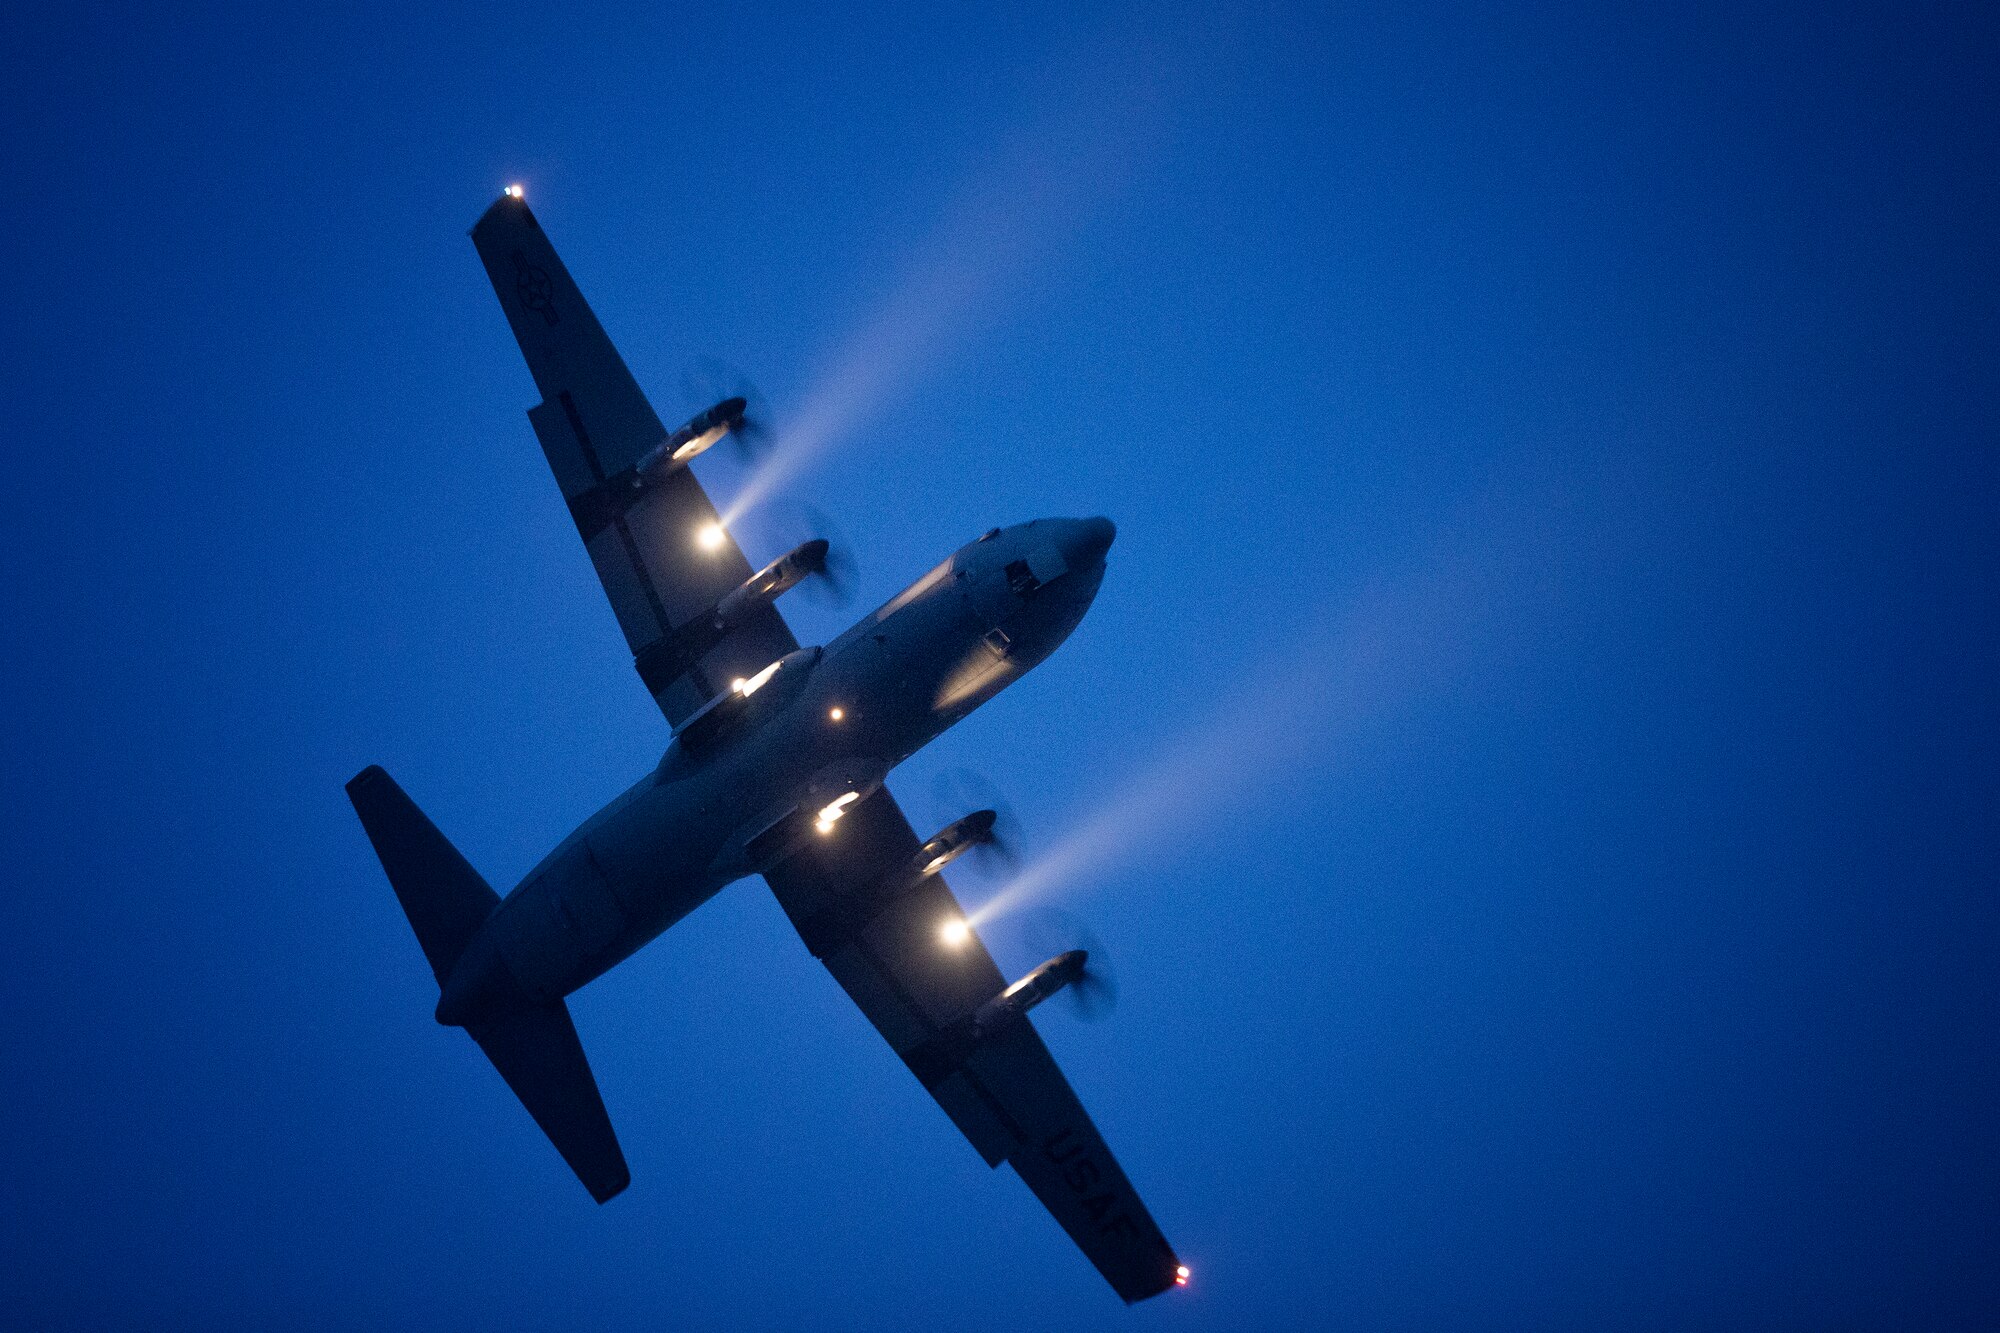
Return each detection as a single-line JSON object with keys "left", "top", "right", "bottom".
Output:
{"left": 1175, "top": 1265, "right": 1191, "bottom": 1287}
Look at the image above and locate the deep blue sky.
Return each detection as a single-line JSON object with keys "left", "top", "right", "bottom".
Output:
{"left": 5, "top": 3, "right": 1996, "bottom": 1328}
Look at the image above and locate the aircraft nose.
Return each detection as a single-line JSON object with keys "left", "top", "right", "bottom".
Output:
{"left": 1067, "top": 516, "right": 1116, "bottom": 565}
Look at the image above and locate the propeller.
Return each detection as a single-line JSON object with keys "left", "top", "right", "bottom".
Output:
{"left": 680, "top": 356, "right": 773, "bottom": 463}
{"left": 762, "top": 498, "right": 859, "bottom": 610}
{"left": 929, "top": 767, "right": 1024, "bottom": 879}
{"left": 1019, "top": 907, "right": 1119, "bottom": 1023}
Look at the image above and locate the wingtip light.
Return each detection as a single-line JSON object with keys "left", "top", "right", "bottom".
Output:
{"left": 504, "top": 183, "right": 525, "bottom": 199}
{"left": 1175, "top": 1265, "right": 1191, "bottom": 1287}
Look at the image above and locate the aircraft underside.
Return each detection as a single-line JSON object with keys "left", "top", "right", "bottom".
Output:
{"left": 348, "top": 188, "right": 1185, "bottom": 1304}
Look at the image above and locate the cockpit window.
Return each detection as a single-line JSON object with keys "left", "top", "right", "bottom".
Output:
{"left": 1005, "top": 558, "right": 1041, "bottom": 596}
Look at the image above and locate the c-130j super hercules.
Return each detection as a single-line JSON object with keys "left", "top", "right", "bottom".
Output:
{"left": 347, "top": 189, "right": 1187, "bottom": 1303}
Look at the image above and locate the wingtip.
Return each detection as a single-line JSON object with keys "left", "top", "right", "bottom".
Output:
{"left": 471, "top": 186, "right": 536, "bottom": 237}
{"left": 589, "top": 1165, "right": 633, "bottom": 1204}
{"left": 345, "top": 764, "right": 388, "bottom": 795}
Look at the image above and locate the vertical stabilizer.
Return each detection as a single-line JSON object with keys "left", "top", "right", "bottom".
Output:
{"left": 346, "top": 765, "right": 631, "bottom": 1203}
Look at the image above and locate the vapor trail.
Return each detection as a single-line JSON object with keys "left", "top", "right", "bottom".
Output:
{"left": 718, "top": 49, "right": 1167, "bottom": 528}
{"left": 963, "top": 513, "right": 1543, "bottom": 929}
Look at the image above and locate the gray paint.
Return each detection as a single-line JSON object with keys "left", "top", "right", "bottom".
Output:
{"left": 433, "top": 517, "right": 1113, "bottom": 1026}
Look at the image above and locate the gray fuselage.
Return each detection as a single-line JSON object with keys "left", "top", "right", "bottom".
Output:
{"left": 435, "top": 516, "right": 1114, "bottom": 1026}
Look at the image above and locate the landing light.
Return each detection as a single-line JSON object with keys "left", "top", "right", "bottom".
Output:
{"left": 697, "top": 521, "right": 726, "bottom": 551}
{"left": 732, "top": 660, "right": 782, "bottom": 697}
{"left": 828, "top": 707, "right": 844, "bottom": 722}
{"left": 814, "top": 791, "right": 860, "bottom": 834}
{"left": 940, "top": 918, "right": 971, "bottom": 948}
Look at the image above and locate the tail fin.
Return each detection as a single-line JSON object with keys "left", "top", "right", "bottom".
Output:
{"left": 346, "top": 765, "right": 497, "bottom": 984}
{"left": 346, "top": 765, "right": 630, "bottom": 1203}
{"left": 468, "top": 1004, "right": 631, "bottom": 1202}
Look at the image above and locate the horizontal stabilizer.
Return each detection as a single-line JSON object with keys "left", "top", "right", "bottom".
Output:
{"left": 346, "top": 766, "right": 498, "bottom": 985}
{"left": 468, "top": 1002, "right": 631, "bottom": 1203}
{"left": 346, "top": 767, "right": 627, "bottom": 1203}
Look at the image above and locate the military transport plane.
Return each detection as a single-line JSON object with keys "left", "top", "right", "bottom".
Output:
{"left": 345, "top": 189, "right": 1186, "bottom": 1304}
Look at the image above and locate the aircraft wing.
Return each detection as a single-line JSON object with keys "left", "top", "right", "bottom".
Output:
{"left": 764, "top": 789, "right": 1183, "bottom": 1303}
{"left": 470, "top": 193, "right": 796, "bottom": 726}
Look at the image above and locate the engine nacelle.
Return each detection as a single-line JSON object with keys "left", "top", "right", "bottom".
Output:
{"left": 904, "top": 951, "right": 1090, "bottom": 1088}
{"left": 971, "top": 951, "right": 1089, "bottom": 1037}
{"left": 908, "top": 809, "right": 998, "bottom": 879}
{"left": 669, "top": 645, "right": 820, "bottom": 754}
{"left": 779, "top": 808, "right": 997, "bottom": 960}
{"left": 634, "top": 540, "right": 831, "bottom": 695}
{"left": 634, "top": 396, "right": 748, "bottom": 474}
{"left": 565, "top": 398, "right": 749, "bottom": 541}
{"left": 717, "top": 538, "right": 828, "bottom": 621}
